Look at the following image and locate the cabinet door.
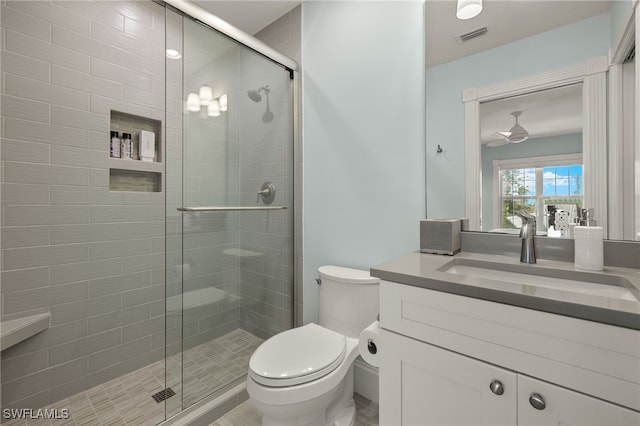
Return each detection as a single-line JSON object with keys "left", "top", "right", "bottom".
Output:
{"left": 380, "top": 329, "right": 517, "bottom": 426}
{"left": 518, "top": 375, "right": 640, "bottom": 425}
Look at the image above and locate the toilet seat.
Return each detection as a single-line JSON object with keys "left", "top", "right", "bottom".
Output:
{"left": 249, "top": 324, "right": 347, "bottom": 387}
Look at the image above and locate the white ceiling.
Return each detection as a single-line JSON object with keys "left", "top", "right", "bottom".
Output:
{"left": 189, "top": 1, "right": 611, "bottom": 69}
{"left": 191, "top": 1, "right": 300, "bottom": 36}
{"left": 480, "top": 84, "right": 583, "bottom": 144}
{"left": 187, "top": 0, "right": 605, "bottom": 139}
{"left": 426, "top": 0, "right": 611, "bottom": 68}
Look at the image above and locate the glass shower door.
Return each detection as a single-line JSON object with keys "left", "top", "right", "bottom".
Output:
{"left": 166, "top": 11, "right": 294, "bottom": 413}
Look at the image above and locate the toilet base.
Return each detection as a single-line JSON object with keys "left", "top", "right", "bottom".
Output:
{"left": 255, "top": 367, "right": 356, "bottom": 426}
{"left": 332, "top": 399, "right": 356, "bottom": 426}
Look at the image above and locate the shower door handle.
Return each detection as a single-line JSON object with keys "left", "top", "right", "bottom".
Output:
{"left": 177, "top": 206, "right": 287, "bottom": 212}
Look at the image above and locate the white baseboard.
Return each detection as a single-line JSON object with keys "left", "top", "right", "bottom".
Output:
{"left": 354, "top": 357, "right": 379, "bottom": 403}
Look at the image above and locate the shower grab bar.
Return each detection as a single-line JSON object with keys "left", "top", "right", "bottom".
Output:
{"left": 177, "top": 206, "right": 287, "bottom": 212}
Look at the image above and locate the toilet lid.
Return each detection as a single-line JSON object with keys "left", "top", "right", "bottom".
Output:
{"left": 249, "top": 323, "right": 346, "bottom": 387}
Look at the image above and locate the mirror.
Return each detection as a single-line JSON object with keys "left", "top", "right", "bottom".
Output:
{"left": 425, "top": 0, "right": 638, "bottom": 241}
{"left": 480, "top": 84, "right": 583, "bottom": 235}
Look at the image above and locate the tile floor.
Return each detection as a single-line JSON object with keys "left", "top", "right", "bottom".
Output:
{"left": 209, "top": 393, "right": 380, "bottom": 426}
{"left": 177, "top": 329, "right": 263, "bottom": 408}
{"left": 2, "top": 329, "right": 263, "bottom": 426}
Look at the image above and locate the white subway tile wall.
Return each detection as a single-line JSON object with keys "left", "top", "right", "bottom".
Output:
{"left": 178, "top": 20, "right": 243, "bottom": 360}
{"left": 0, "top": 329, "right": 261, "bottom": 426}
{"left": 254, "top": 5, "right": 302, "bottom": 328}
{"left": 159, "top": 9, "right": 300, "bottom": 412}
{"left": 0, "top": 0, "right": 167, "bottom": 410}
{"left": 0, "top": 1, "right": 302, "bottom": 418}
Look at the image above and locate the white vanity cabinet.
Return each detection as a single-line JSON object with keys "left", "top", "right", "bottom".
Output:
{"left": 379, "top": 280, "right": 640, "bottom": 426}
{"left": 517, "top": 375, "right": 639, "bottom": 426}
{"left": 381, "top": 329, "right": 517, "bottom": 425}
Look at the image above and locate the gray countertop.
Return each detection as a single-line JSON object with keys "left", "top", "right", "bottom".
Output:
{"left": 371, "top": 251, "right": 640, "bottom": 330}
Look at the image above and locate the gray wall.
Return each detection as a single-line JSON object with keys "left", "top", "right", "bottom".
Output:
{"left": 1, "top": 1, "right": 166, "bottom": 409}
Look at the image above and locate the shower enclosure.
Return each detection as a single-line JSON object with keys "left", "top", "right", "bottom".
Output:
{"left": 0, "top": 1, "right": 295, "bottom": 424}
{"left": 164, "top": 5, "right": 296, "bottom": 416}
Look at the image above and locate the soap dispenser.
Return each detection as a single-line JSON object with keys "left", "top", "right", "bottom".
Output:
{"left": 573, "top": 208, "right": 603, "bottom": 271}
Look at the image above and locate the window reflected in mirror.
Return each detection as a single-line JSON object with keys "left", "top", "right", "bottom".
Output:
{"left": 496, "top": 157, "right": 583, "bottom": 236}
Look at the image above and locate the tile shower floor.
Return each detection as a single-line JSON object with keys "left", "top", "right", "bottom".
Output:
{"left": 3, "top": 329, "right": 263, "bottom": 426}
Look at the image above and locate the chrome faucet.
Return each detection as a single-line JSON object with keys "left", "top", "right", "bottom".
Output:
{"left": 516, "top": 211, "right": 537, "bottom": 264}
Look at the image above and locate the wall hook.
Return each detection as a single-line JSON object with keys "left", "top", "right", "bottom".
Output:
{"left": 436, "top": 144, "right": 443, "bottom": 154}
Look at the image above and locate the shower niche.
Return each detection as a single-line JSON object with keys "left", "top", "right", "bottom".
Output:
{"left": 108, "top": 110, "right": 163, "bottom": 192}
{"left": 109, "top": 168, "right": 161, "bottom": 192}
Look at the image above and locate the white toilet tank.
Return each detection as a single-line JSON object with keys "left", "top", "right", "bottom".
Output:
{"left": 317, "top": 265, "right": 379, "bottom": 339}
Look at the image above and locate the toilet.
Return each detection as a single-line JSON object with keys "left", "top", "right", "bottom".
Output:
{"left": 246, "top": 265, "right": 379, "bottom": 426}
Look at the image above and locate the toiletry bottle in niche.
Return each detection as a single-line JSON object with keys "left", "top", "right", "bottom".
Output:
{"left": 110, "top": 131, "right": 121, "bottom": 158}
{"left": 131, "top": 133, "right": 140, "bottom": 160}
{"left": 574, "top": 208, "right": 603, "bottom": 271}
{"left": 121, "top": 133, "right": 132, "bottom": 159}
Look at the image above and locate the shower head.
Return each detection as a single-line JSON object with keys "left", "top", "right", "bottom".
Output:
{"left": 247, "top": 89, "right": 262, "bottom": 102}
{"left": 247, "top": 85, "right": 270, "bottom": 102}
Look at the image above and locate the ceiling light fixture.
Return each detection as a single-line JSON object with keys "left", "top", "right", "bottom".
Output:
{"left": 219, "top": 93, "right": 228, "bottom": 112}
{"left": 166, "top": 34, "right": 182, "bottom": 60}
{"left": 207, "top": 100, "right": 221, "bottom": 117}
{"left": 186, "top": 92, "right": 201, "bottom": 112}
{"left": 199, "top": 85, "right": 213, "bottom": 106}
{"left": 187, "top": 87, "right": 229, "bottom": 116}
{"left": 166, "top": 49, "right": 181, "bottom": 59}
{"left": 456, "top": 0, "right": 482, "bottom": 20}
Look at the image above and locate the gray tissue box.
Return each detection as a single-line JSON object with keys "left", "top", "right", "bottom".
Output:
{"left": 420, "top": 219, "right": 461, "bottom": 255}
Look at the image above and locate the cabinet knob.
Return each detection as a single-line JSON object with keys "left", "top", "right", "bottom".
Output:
{"left": 529, "top": 393, "right": 546, "bottom": 410}
{"left": 489, "top": 380, "right": 504, "bottom": 395}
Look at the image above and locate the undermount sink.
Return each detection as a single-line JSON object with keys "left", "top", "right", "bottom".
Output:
{"left": 437, "top": 258, "right": 639, "bottom": 302}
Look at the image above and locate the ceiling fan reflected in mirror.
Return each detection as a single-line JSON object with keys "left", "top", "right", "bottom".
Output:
{"left": 488, "top": 111, "right": 530, "bottom": 147}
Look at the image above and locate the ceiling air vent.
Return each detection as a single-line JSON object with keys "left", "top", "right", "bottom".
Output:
{"left": 457, "top": 27, "right": 488, "bottom": 43}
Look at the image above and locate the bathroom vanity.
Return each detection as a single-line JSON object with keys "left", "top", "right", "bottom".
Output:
{"left": 372, "top": 251, "right": 640, "bottom": 425}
